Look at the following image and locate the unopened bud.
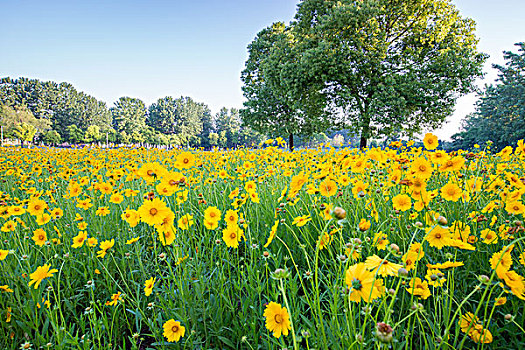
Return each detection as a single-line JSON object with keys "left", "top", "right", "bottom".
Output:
{"left": 376, "top": 322, "right": 394, "bottom": 343}
{"left": 437, "top": 216, "right": 448, "bottom": 226}
{"left": 332, "top": 207, "right": 346, "bottom": 220}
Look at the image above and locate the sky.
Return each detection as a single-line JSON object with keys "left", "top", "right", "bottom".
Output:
{"left": 1, "top": 0, "right": 524, "bottom": 140}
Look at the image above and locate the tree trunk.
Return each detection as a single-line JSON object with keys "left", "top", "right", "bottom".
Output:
{"left": 289, "top": 133, "right": 294, "bottom": 151}
{"left": 359, "top": 135, "right": 367, "bottom": 149}
{"left": 360, "top": 115, "right": 371, "bottom": 150}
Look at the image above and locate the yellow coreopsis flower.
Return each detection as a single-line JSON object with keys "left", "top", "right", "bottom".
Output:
{"left": 345, "top": 262, "right": 378, "bottom": 303}
{"left": 32, "top": 229, "right": 47, "bottom": 246}
{"left": 28, "top": 264, "right": 58, "bottom": 289}
{"left": 292, "top": 214, "right": 311, "bottom": 227}
{"left": 263, "top": 302, "right": 291, "bottom": 338}
{"left": 144, "top": 277, "right": 156, "bottom": 296}
{"left": 177, "top": 214, "right": 194, "bottom": 230}
{"left": 71, "top": 231, "right": 88, "bottom": 248}
{"left": 163, "top": 319, "right": 186, "bottom": 342}
{"left": 97, "top": 239, "right": 115, "bottom": 258}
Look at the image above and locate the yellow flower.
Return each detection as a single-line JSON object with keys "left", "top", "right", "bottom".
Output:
{"left": 364, "top": 255, "right": 402, "bottom": 277}
{"left": 470, "top": 325, "right": 493, "bottom": 344}
{"left": 203, "top": 219, "right": 219, "bottom": 230}
{"left": 0, "top": 285, "right": 14, "bottom": 293}
{"left": 27, "top": 198, "right": 48, "bottom": 216}
{"left": 106, "top": 292, "right": 122, "bottom": 306}
{"left": 502, "top": 270, "right": 525, "bottom": 300}
{"left": 292, "top": 214, "right": 311, "bottom": 227}
{"left": 35, "top": 213, "right": 51, "bottom": 225}
{"left": 175, "top": 189, "right": 188, "bottom": 204}
{"left": 490, "top": 246, "right": 513, "bottom": 278}
{"left": 87, "top": 237, "right": 98, "bottom": 247}
{"left": 319, "top": 178, "right": 337, "bottom": 197}
{"left": 405, "top": 277, "right": 431, "bottom": 299}
{"left": 425, "top": 226, "right": 451, "bottom": 249}
{"left": 423, "top": 133, "right": 439, "bottom": 150}
{"left": 345, "top": 262, "right": 377, "bottom": 303}
{"left": 177, "top": 214, "right": 194, "bottom": 230}
{"left": 144, "top": 277, "right": 156, "bottom": 296}
{"left": 1, "top": 220, "right": 17, "bottom": 232}
{"left": 32, "top": 229, "right": 47, "bottom": 246}
{"left": 459, "top": 312, "right": 479, "bottom": 334}
{"left": 244, "top": 181, "right": 257, "bottom": 194}
{"left": 97, "top": 239, "right": 115, "bottom": 258}
{"left": 28, "top": 264, "right": 58, "bottom": 289}
{"left": 426, "top": 261, "right": 463, "bottom": 269}
{"left": 263, "top": 302, "right": 291, "bottom": 338}
{"left": 358, "top": 218, "right": 371, "bottom": 232}
{"left": 138, "top": 198, "right": 171, "bottom": 226}
{"left": 440, "top": 182, "right": 463, "bottom": 202}
{"left": 222, "top": 224, "right": 244, "bottom": 248}
{"left": 158, "top": 227, "right": 176, "bottom": 246}
{"left": 505, "top": 201, "right": 525, "bottom": 215}
{"left": 410, "top": 157, "right": 433, "bottom": 180}
{"left": 95, "top": 206, "right": 110, "bottom": 216}
{"left": 126, "top": 237, "right": 140, "bottom": 245}
{"left": 0, "top": 249, "right": 9, "bottom": 260}
{"left": 480, "top": 228, "right": 498, "bottom": 244}
{"left": 425, "top": 268, "right": 446, "bottom": 287}
{"left": 109, "top": 193, "right": 124, "bottom": 204}
{"left": 224, "top": 209, "right": 239, "bottom": 227}
{"left": 494, "top": 296, "right": 506, "bottom": 306}
{"left": 121, "top": 209, "right": 140, "bottom": 227}
{"left": 392, "top": 194, "right": 411, "bottom": 212}
{"left": 163, "top": 319, "right": 186, "bottom": 342}
{"left": 318, "top": 232, "right": 332, "bottom": 250}
{"left": 264, "top": 220, "right": 279, "bottom": 248}
{"left": 71, "top": 231, "right": 88, "bottom": 248}
{"left": 204, "top": 206, "right": 221, "bottom": 223}
{"left": 175, "top": 151, "right": 195, "bottom": 170}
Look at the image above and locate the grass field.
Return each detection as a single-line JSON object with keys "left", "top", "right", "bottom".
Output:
{"left": 0, "top": 136, "right": 524, "bottom": 349}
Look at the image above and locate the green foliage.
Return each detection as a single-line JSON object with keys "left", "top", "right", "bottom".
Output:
{"left": 451, "top": 42, "right": 525, "bottom": 151}
{"left": 243, "top": 0, "right": 487, "bottom": 148}
{"left": 84, "top": 125, "right": 102, "bottom": 143}
{"left": 111, "top": 97, "right": 148, "bottom": 140}
{"left": 41, "top": 130, "right": 62, "bottom": 145}
{"left": 0, "top": 78, "right": 112, "bottom": 140}
{"left": 241, "top": 23, "right": 333, "bottom": 149}
{"left": 0, "top": 104, "right": 50, "bottom": 141}
{"left": 66, "top": 124, "right": 84, "bottom": 144}
{"left": 13, "top": 122, "right": 37, "bottom": 144}
{"left": 147, "top": 96, "right": 212, "bottom": 147}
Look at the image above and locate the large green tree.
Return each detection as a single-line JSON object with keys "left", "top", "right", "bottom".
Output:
{"left": 0, "top": 105, "right": 51, "bottom": 143}
{"left": 0, "top": 77, "right": 112, "bottom": 140}
{"left": 147, "top": 96, "right": 210, "bottom": 147}
{"left": 241, "top": 23, "right": 332, "bottom": 149}
{"left": 451, "top": 42, "right": 525, "bottom": 151}
{"left": 244, "top": 0, "right": 487, "bottom": 148}
{"left": 111, "top": 97, "right": 148, "bottom": 142}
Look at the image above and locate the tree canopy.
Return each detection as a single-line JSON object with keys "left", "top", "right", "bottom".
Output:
{"left": 451, "top": 42, "right": 525, "bottom": 151}
{"left": 242, "top": 0, "right": 487, "bottom": 148}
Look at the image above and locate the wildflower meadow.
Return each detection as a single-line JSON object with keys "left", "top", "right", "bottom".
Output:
{"left": 1, "top": 135, "right": 524, "bottom": 349}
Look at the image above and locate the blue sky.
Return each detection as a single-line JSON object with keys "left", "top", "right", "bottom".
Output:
{"left": 1, "top": 0, "right": 524, "bottom": 139}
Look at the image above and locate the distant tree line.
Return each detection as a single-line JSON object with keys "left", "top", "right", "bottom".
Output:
{"left": 0, "top": 77, "right": 263, "bottom": 148}
{"left": 449, "top": 42, "right": 525, "bottom": 151}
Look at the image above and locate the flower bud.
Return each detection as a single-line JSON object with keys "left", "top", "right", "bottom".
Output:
{"left": 398, "top": 268, "right": 409, "bottom": 277}
{"left": 478, "top": 275, "right": 490, "bottom": 284}
{"left": 376, "top": 322, "right": 394, "bottom": 343}
{"left": 271, "top": 268, "right": 290, "bottom": 280}
{"left": 437, "top": 216, "right": 448, "bottom": 226}
{"left": 332, "top": 207, "right": 346, "bottom": 220}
